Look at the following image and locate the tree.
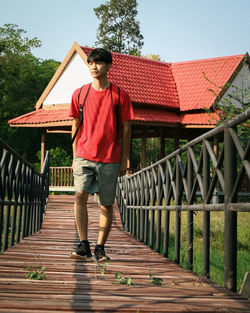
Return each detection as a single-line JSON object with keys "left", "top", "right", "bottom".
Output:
{"left": 144, "top": 54, "right": 162, "bottom": 61}
{"left": 0, "top": 24, "right": 60, "bottom": 163}
{"left": 203, "top": 60, "right": 250, "bottom": 147}
{"left": 0, "top": 23, "right": 41, "bottom": 56}
{"left": 94, "top": 0, "right": 144, "bottom": 55}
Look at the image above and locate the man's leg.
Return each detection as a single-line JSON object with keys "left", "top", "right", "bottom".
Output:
{"left": 74, "top": 191, "right": 89, "bottom": 241}
{"left": 94, "top": 162, "right": 119, "bottom": 261}
{"left": 97, "top": 205, "right": 113, "bottom": 245}
{"left": 71, "top": 190, "right": 92, "bottom": 259}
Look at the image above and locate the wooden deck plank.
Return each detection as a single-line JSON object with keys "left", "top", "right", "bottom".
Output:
{"left": 0, "top": 195, "right": 249, "bottom": 312}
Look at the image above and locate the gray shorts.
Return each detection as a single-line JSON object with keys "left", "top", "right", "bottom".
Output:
{"left": 73, "top": 157, "right": 120, "bottom": 206}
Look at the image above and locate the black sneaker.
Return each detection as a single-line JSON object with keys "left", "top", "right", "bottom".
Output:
{"left": 70, "top": 240, "right": 92, "bottom": 260}
{"left": 94, "top": 244, "right": 110, "bottom": 261}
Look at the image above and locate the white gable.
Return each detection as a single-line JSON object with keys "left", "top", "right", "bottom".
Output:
{"left": 43, "top": 52, "right": 92, "bottom": 106}
{"left": 219, "top": 63, "right": 250, "bottom": 108}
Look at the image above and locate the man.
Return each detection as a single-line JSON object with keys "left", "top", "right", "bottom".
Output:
{"left": 69, "top": 48, "right": 134, "bottom": 261}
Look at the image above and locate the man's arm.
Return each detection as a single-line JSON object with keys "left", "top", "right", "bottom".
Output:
{"left": 72, "top": 117, "right": 80, "bottom": 168}
{"left": 120, "top": 120, "right": 131, "bottom": 176}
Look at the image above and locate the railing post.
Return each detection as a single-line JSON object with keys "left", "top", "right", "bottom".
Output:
{"left": 224, "top": 123, "right": 237, "bottom": 292}
{"left": 144, "top": 172, "right": 149, "bottom": 244}
{"left": 175, "top": 155, "right": 181, "bottom": 264}
{"left": 140, "top": 172, "right": 145, "bottom": 242}
{"left": 187, "top": 149, "right": 193, "bottom": 270}
{"left": 149, "top": 170, "right": 155, "bottom": 249}
{"left": 123, "top": 177, "right": 127, "bottom": 229}
{"left": 163, "top": 160, "right": 170, "bottom": 257}
{"left": 156, "top": 166, "right": 162, "bottom": 252}
{"left": 203, "top": 140, "right": 210, "bottom": 278}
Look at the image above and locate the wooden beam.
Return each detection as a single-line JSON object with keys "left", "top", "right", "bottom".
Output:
{"left": 174, "top": 130, "right": 180, "bottom": 151}
{"left": 10, "top": 121, "right": 73, "bottom": 128}
{"left": 46, "top": 130, "right": 71, "bottom": 134}
{"left": 160, "top": 127, "right": 165, "bottom": 159}
{"left": 40, "top": 129, "right": 47, "bottom": 171}
{"left": 127, "top": 121, "right": 132, "bottom": 171}
{"left": 141, "top": 132, "right": 147, "bottom": 169}
{"left": 184, "top": 125, "right": 215, "bottom": 129}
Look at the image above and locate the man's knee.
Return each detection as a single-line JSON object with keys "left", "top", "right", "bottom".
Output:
{"left": 75, "top": 191, "right": 88, "bottom": 205}
{"left": 100, "top": 205, "right": 113, "bottom": 215}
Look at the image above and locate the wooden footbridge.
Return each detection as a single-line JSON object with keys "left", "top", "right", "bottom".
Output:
{"left": 1, "top": 110, "right": 250, "bottom": 312}
{"left": 0, "top": 195, "right": 249, "bottom": 312}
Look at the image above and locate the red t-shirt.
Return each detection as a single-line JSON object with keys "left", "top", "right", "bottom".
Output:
{"left": 69, "top": 83, "right": 134, "bottom": 163}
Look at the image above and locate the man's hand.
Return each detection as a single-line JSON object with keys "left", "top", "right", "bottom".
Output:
{"left": 119, "top": 121, "right": 130, "bottom": 177}
{"left": 72, "top": 118, "right": 80, "bottom": 171}
{"left": 119, "top": 159, "right": 127, "bottom": 176}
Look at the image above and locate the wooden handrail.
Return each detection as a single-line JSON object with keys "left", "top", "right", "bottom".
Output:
{"left": 116, "top": 108, "right": 250, "bottom": 292}
{"left": 0, "top": 140, "right": 50, "bottom": 253}
{"left": 50, "top": 167, "right": 74, "bottom": 187}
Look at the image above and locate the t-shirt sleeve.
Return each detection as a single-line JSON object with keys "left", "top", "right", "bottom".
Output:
{"left": 69, "top": 88, "right": 80, "bottom": 119}
{"left": 120, "top": 90, "right": 134, "bottom": 123}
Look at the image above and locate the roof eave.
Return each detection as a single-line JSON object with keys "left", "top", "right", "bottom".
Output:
{"left": 9, "top": 120, "right": 73, "bottom": 128}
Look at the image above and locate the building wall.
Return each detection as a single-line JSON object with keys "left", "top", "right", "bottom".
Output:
{"left": 219, "top": 63, "right": 250, "bottom": 108}
{"left": 43, "top": 52, "right": 92, "bottom": 106}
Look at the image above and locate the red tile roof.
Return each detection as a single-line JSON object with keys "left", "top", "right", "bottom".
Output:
{"left": 82, "top": 47, "right": 245, "bottom": 112}
{"left": 134, "top": 107, "right": 218, "bottom": 125}
{"left": 81, "top": 47, "right": 179, "bottom": 109}
{"left": 8, "top": 44, "right": 247, "bottom": 128}
{"left": 171, "top": 54, "right": 245, "bottom": 111}
{"left": 133, "top": 107, "right": 180, "bottom": 123}
{"left": 9, "top": 108, "right": 72, "bottom": 125}
{"left": 180, "top": 111, "right": 219, "bottom": 125}
{"left": 9, "top": 107, "right": 218, "bottom": 126}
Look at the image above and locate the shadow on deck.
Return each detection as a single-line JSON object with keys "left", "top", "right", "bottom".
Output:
{"left": 0, "top": 195, "right": 249, "bottom": 312}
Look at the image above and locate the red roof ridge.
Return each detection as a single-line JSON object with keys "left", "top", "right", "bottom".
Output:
{"left": 171, "top": 53, "right": 246, "bottom": 66}
{"left": 80, "top": 46, "right": 171, "bottom": 67}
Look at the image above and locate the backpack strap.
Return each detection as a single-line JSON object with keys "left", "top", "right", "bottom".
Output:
{"left": 71, "top": 83, "right": 91, "bottom": 144}
{"left": 110, "top": 83, "right": 121, "bottom": 136}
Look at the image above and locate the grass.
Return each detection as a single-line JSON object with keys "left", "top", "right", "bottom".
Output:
{"left": 146, "top": 209, "right": 250, "bottom": 292}
{"left": 25, "top": 263, "right": 47, "bottom": 280}
{"left": 115, "top": 272, "right": 133, "bottom": 285}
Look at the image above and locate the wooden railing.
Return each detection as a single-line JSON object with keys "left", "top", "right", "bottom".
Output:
{"left": 0, "top": 139, "right": 50, "bottom": 253}
{"left": 116, "top": 108, "right": 250, "bottom": 292}
{"left": 50, "top": 167, "right": 74, "bottom": 187}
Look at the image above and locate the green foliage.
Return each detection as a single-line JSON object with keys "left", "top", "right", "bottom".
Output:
{"left": 0, "top": 23, "right": 60, "bottom": 164}
{"left": 0, "top": 23, "right": 41, "bottom": 56}
{"left": 93, "top": 258, "right": 110, "bottom": 278}
{"left": 144, "top": 54, "right": 162, "bottom": 61}
{"left": 130, "top": 138, "right": 141, "bottom": 169}
{"left": 148, "top": 269, "right": 163, "bottom": 285}
{"left": 164, "top": 211, "right": 250, "bottom": 291}
{"left": 203, "top": 61, "right": 250, "bottom": 147}
{"left": 94, "top": 0, "right": 144, "bottom": 55}
{"left": 24, "top": 263, "right": 47, "bottom": 280}
{"left": 203, "top": 64, "right": 250, "bottom": 120}
{"left": 130, "top": 138, "right": 176, "bottom": 170}
{"left": 37, "top": 147, "right": 72, "bottom": 167}
{"left": 146, "top": 138, "right": 160, "bottom": 166}
{"left": 115, "top": 272, "right": 132, "bottom": 285}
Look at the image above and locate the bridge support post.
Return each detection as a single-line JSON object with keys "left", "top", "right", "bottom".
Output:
{"left": 187, "top": 150, "right": 193, "bottom": 271}
{"left": 203, "top": 140, "right": 210, "bottom": 278}
{"left": 224, "top": 123, "right": 237, "bottom": 292}
{"left": 41, "top": 129, "right": 47, "bottom": 172}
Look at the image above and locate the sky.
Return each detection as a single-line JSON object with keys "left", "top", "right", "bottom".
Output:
{"left": 1, "top": 0, "right": 250, "bottom": 63}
